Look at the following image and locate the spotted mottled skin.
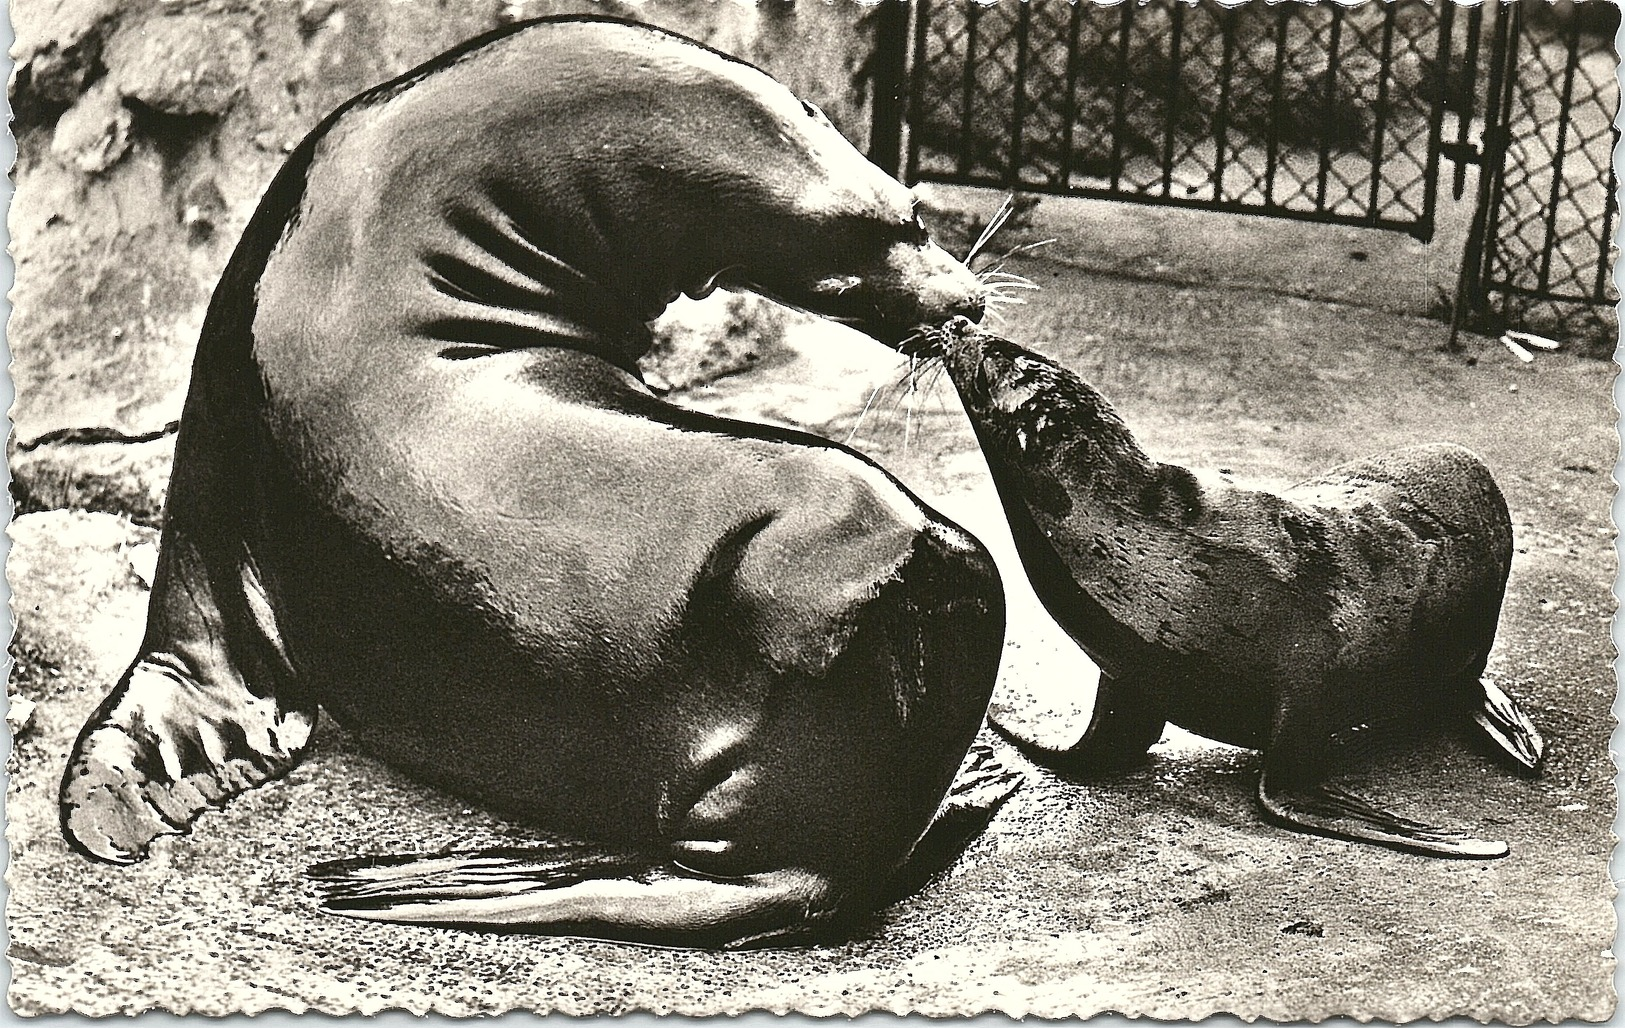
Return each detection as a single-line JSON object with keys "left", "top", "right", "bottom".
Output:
{"left": 938, "top": 322, "right": 1543, "bottom": 859}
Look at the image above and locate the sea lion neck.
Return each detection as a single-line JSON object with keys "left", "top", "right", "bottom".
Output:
{"left": 253, "top": 22, "right": 806, "bottom": 375}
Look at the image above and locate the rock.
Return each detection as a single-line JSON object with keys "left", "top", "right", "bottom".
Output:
{"left": 297, "top": 0, "right": 340, "bottom": 37}
{"left": 8, "top": 511, "right": 155, "bottom": 698}
{"left": 9, "top": 0, "right": 122, "bottom": 116}
{"left": 50, "top": 80, "right": 132, "bottom": 173}
{"left": 9, "top": 431, "right": 176, "bottom": 527}
{"left": 644, "top": 291, "right": 792, "bottom": 394}
{"left": 179, "top": 177, "right": 229, "bottom": 243}
{"left": 8, "top": 696, "right": 39, "bottom": 740}
{"left": 104, "top": 11, "right": 255, "bottom": 118}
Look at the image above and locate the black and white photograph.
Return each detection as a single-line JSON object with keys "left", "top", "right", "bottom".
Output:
{"left": 5, "top": 0, "right": 1618, "bottom": 1018}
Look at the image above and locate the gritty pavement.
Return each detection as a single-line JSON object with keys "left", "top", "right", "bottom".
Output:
{"left": 6, "top": 218, "right": 1617, "bottom": 1019}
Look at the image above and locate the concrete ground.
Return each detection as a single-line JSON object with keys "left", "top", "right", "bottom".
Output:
{"left": 6, "top": 198, "right": 1617, "bottom": 1019}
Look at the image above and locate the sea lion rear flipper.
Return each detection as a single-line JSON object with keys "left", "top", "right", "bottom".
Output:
{"left": 309, "top": 846, "right": 837, "bottom": 949}
{"left": 1256, "top": 773, "right": 1508, "bottom": 860}
{"left": 1469, "top": 677, "right": 1546, "bottom": 772}
{"left": 992, "top": 673, "right": 1165, "bottom": 774}
{"left": 60, "top": 652, "right": 316, "bottom": 864}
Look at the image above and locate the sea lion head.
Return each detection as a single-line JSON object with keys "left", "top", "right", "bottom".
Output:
{"left": 936, "top": 319, "right": 1154, "bottom": 518}
{"left": 936, "top": 319, "right": 1095, "bottom": 445}
{"left": 245, "top": 18, "right": 988, "bottom": 379}
{"left": 696, "top": 123, "right": 990, "bottom": 347}
{"left": 508, "top": 23, "right": 989, "bottom": 347}
{"left": 662, "top": 93, "right": 985, "bottom": 345}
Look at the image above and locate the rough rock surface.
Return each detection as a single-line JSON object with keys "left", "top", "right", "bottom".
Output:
{"left": 10, "top": 430, "right": 176, "bottom": 527}
{"left": 8, "top": 0, "right": 846, "bottom": 527}
{"left": 8, "top": 0, "right": 872, "bottom": 442}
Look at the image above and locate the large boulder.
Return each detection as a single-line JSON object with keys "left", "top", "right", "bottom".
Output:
{"left": 9, "top": 1, "right": 876, "bottom": 442}
{"left": 10, "top": 1, "right": 871, "bottom": 523}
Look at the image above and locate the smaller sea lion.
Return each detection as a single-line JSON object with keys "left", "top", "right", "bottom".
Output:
{"left": 932, "top": 320, "right": 1544, "bottom": 859}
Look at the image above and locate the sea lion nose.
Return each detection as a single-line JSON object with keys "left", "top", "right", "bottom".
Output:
{"left": 951, "top": 294, "right": 986, "bottom": 324}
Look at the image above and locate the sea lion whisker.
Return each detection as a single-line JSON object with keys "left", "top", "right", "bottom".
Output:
{"left": 986, "top": 296, "right": 1028, "bottom": 309}
{"left": 981, "top": 278, "right": 1039, "bottom": 298}
{"left": 992, "top": 238, "right": 1056, "bottom": 264}
{"left": 978, "top": 271, "right": 1039, "bottom": 286}
{"left": 983, "top": 279, "right": 1040, "bottom": 292}
{"left": 964, "top": 193, "right": 1020, "bottom": 267}
{"left": 843, "top": 382, "right": 886, "bottom": 446}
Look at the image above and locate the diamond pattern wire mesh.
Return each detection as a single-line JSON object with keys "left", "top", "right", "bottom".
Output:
{"left": 1483, "top": 7, "right": 1619, "bottom": 346}
{"left": 905, "top": 0, "right": 1453, "bottom": 240}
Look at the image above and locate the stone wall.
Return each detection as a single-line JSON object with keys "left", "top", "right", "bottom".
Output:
{"left": 8, "top": 0, "right": 880, "bottom": 518}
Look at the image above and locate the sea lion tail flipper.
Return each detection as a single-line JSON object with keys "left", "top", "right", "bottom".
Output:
{"left": 60, "top": 653, "right": 316, "bottom": 864}
{"left": 1256, "top": 774, "right": 1509, "bottom": 860}
{"left": 991, "top": 673, "right": 1165, "bottom": 775}
{"left": 309, "top": 846, "right": 837, "bottom": 948}
{"left": 1469, "top": 677, "right": 1546, "bottom": 773}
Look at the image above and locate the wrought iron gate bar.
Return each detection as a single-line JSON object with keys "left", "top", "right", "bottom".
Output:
{"left": 1366, "top": 8, "right": 1397, "bottom": 218}
{"left": 1213, "top": 10, "right": 1237, "bottom": 206}
{"left": 1263, "top": 5, "right": 1288, "bottom": 208}
{"left": 1491, "top": 283, "right": 1609, "bottom": 308}
{"left": 903, "top": 0, "right": 927, "bottom": 184}
{"left": 1160, "top": 3, "right": 1185, "bottom": 201}
{"left": 1444, "top": 1, "right": 1475, "bottom": 201}
{"left": 1593, "top": 172, "right": 1616, "bottom": 303}
{"left": 955, "top": 3, "right": 977, "bottom": 179}
{"left": 1011, "top": 2, "right": 1032, "bottom": 184}
{"left": 1059, "top": 2, "right": 1083, "bottom": 187}
{"left": 1110, "top": 4, "right": 1132, "bottom": 193}
{"left": 1536, "top": 18, "right": 1583, "bottom": 298}
{"left": 1426, "top": 0, "right": 1455, "bottom": 214}
{"left": 1315, "top": 5, "right": 1344, "bottom": 212}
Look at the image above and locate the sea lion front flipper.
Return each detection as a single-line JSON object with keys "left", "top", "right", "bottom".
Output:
{"left": 992, "top": 673, "right": 1166, "bottom": 775}
{"left": 877, "top": 741, "right": 1023, "bottom": 905}
{"left": 1256, "top": 774, "right": 1509, "bottom": 860}
{"left": 310, "top": 846, "right": 837, "bottom": 949}
{"left": 1469, "top": 677, "right": 1546, "bottom": 773}
{"left": 60, "top": 652, "right": 316, "bottom": 864}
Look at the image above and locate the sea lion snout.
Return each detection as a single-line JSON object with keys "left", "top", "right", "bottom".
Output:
{"left": 938, "top": 325, "right": 1043, "bottom": 413}
{"left": 877, "top": 238, "right": 988, "bottom": 330}
{"left": 754, "top": 237, "right": 986, "bottom": 348}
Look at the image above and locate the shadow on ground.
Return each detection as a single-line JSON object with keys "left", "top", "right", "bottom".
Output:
{"left": 7, "top": 225, "right": 1616, "bottom": 1018}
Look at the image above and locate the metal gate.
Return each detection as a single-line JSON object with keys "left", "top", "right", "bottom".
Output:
{"left": 1459, "top": 2, "right": 1620, "bottom": 347}
{"left": 870, "top": 1, "right": 1487, "bottom": 243}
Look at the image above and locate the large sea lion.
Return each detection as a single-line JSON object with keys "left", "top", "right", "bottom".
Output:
{"left": 932, "top": 320, "right": 1544, "bottom": 859}
{"left": 58, "top": 17, "right": 1012, "bottom": 948}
